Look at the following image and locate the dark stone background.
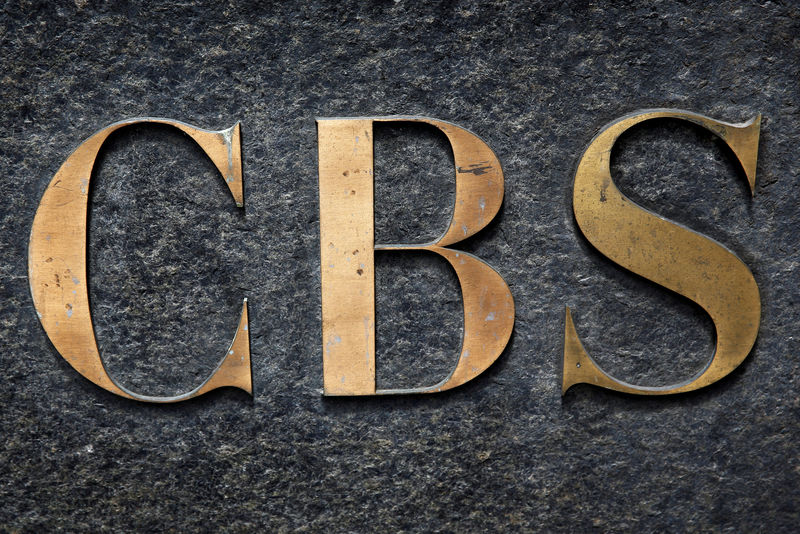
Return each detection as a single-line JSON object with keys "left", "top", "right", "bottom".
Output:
{"left": 1, "top": 1, "right": 798, "bottom": 531}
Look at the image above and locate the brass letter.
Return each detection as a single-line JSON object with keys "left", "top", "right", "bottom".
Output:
{"left": 318, "top": 117, "right": 514, "bottom": 395}
{"left": 564, "top": 109, "right": 761, "bottom": 395}
{"left": 28, "top": 118, "right": 252, "bottom": 402}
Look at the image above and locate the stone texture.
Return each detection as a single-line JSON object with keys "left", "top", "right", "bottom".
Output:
{"left": 1, "top": 1, "right": 799, "bottom": 531}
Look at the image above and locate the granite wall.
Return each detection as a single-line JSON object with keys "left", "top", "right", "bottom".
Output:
{"left": 1, "top": 1, "right": 798, "bottom": 531}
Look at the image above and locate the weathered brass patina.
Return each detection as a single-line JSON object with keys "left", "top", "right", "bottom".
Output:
{"left": 318, "top": 117, "right": 514, "bottom": 395}
{"left": 564, "top": 109, "right": 761, "bottom": 395}
{"left": 28, "top": 118, "right": 252, "bottom": 402}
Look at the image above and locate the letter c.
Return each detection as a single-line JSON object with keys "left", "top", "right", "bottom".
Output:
{"left": 28, "top": 118, "right": 252, "bottom": 403}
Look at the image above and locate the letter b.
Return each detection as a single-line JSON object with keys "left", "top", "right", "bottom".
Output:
{"left": 317, "top": 117, "right": 514, "bottom": 395}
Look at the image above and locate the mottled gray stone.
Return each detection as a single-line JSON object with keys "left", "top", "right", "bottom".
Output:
{"left": 1, "top": 1, "right": 799, "bottom": 531}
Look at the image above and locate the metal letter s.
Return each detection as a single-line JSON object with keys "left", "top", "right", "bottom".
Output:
{"left": 564, "top": 109, "right": 761, "bottom": 395}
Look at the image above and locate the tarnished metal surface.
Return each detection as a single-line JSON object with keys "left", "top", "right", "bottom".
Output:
{"left": 317, "top": 119, "right": 377, "bottom": 394}
{"left": 28, "top": 118, "right": 252, "bottom": 402}
{"left": 564, "top": 109, "right": 761, "bottom": 395}
{"left": 318, "top": 117, "right": 514, "bottom": 395}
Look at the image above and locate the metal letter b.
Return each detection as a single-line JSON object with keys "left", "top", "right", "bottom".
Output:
{"left": 317, "top": 117, "right": 515, "bottom": 395}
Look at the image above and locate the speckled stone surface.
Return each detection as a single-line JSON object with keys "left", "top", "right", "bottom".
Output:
{"left": 1, "top": 1, "right": 799, "bottom": 531}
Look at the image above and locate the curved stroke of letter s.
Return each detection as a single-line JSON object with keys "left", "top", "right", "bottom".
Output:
{"left": 28, "top": 118, "right": 252, "bottom": 403}
{"left": 564, "top": 109, "right": 762, "bottom": 395}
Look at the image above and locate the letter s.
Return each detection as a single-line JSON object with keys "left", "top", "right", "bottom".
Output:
{"left": 564, "top": 109, "right": 761, "bottom": 395}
